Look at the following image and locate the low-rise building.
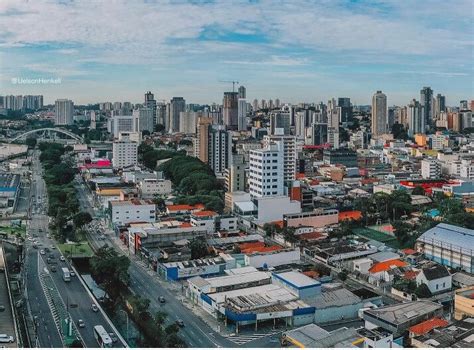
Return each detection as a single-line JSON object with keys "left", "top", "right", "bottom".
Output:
{"left": 109, "top": 199, "right": 156, "bottom": 225}
{"left": 137, "top": 178, "right": 172, "bottom": 198}
{"left": 454, "top": 286, "right": 474, "bottom": 320}
{"left": 244, "top": 248, "right": 300, "bottom": 268}
{"left": 272, "top": 271, "right": 321, "bottom": 298}
{"left": 0, "top": 173, "right": 20, "bottom": 214}
{"left": 283, "top": 209, "right": 338, "bottom": 228}
{"left": 415, "top": 264, "right": 452, "bottom": 295}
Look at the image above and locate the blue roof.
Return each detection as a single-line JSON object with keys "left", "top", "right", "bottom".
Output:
{"left": 452, "top": 182, "right": 474, "bottom": 194}
{"left": 417, "top": 223, "right": 474, "bottom": 253}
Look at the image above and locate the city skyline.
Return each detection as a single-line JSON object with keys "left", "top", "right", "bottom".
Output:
{"left": 1, "top": 0, "right": 473, "bottom": 105}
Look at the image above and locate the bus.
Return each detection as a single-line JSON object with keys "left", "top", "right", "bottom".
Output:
{"left": 93, "top": 325, "right": 113, "bottom": 348}
{"left": 61, "top": 267, "right": 71, "bottom": 282}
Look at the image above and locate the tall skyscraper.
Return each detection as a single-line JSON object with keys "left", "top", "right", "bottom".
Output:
{"left": 110, "top": 114, "right": 139, "bottom": 138}
{"left": 144, "top": 91, "right": 157, "bottom": 125}
{"left": 237, "top": 98, "right": 248, "bottom": 131}
{"left": 420, "top": 87, "right": 433, "bottom": 126}
{"left": 337, "top": 97, "right": 352, "bottom": 124}
{"left": 275, "top": 98, "right": 281, "bottom": 108}
{"left": 252, "top": 99, "right": 258, "bottom": 111}
{"left": 223, "top": 92, "right": 238, "bottom": 129}
{"left": 156, "top": 102, "right": 166, "bottom": 126}
{"left": 269, "top": 111, "right": 291, "bottom": 135}
{"left": 407, "top": 99, "right": 425, "bottom": 138}
{"left": 133, "top": 107, "right": 154, "bottom": 133}
{"left": 208, "top": 125, "right": 232, "bottom": 176}
{"left": 170, "top": 97, "right": 186, "bottom": 132}
{"left": 312, "top": 123, "right": 328, "bottom": 146}
{"left": 434, "top": 94, "right": 446, "bottom": 120}
{"left": 54, "top": 99, "right": 74, "bottom": 125}
{"left": 371, "top": 91, "right": 387, "bottom": 136}
{"left": 238, "top": 85, "right": 246, "bottom": 99}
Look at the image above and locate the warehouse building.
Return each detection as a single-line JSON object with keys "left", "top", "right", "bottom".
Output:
{"left": 272, "top": 271, "right": 321, "bottom": 298}
{"left": 0, "top": 173, "right": 20, "bottom": 214}
{"left": 416, "top": 223, "right": 474, "bottom": 273}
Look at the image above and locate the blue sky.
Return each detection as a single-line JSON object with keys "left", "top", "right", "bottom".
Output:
{"left": 0, "top": 0, "right": 472, "bottom": 105}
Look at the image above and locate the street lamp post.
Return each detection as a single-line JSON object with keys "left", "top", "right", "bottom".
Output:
{"left": 118, "top": 309, "right": 129, "bottom": 344}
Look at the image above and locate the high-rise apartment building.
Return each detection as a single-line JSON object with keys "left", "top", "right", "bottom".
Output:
{"left": 223, "top": 92, "right": 238, "bottom": 129}
{"left": 434, "top": 94, "right": 446, "bottom": 120}
{"left": 371, "top": 91, "right": 387, "bottom": 136}
{"left": 420, "top": 87, "right": 433, "bottom": 126}
{"left": 337, "top": 97, "right": 352, "bottom": 124}
{"left": 248, "top": 141, "right": 284, "bottom": 198}
{"left": 194, "top": 116, "right": 213, "bottom": 163}
{"left": 237, "top": 98, "right": 248, "bottom": 131}
{"left": 421, "top": 159, "right": 441, "bottom": 179}
{"left": 269, "top": 111, "right": 291, "bottom": 135}
{"left": 112, "top": 132, "right": 138, "bottom": 168}
{"left": 54, "top": 99, "right": 74, "bottom": 125}
{"left": 225, "top": 154, "right": 245, "bottom": 192}
{"left": 110, "top": 114, "right": 139, "bottom": 138}
{"left": 208, "top": 125, "right": 232, "bottom": 176}
{"left": 144, "top": 91, "right": 157, "bottom": 125}
{"left": 312, "top": 123, "right": 328, "bottom": 146}
{"left": 238, "top": 85, "right": 246, "bottom": 99}
{"left": 263, "top": 133, "right": 296, "bottom": 182}
{"left": 179, "top": 111, "right": 206, "bottom": 134}
{"left": 407, "top": 99, "right": 425, "bottom": 138}
{"left": 170, "top": 97, "right": 186, "bottom": 132}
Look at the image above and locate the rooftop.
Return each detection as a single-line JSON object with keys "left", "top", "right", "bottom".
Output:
{"left": 202, "top": 270, "right": 271, "bottom": 289}
{"left": 305, "top": 287, "right": 360, "bottom": 309}
{"left": 409, "top": 318, "right": 449, "bottom": 336}
{"left": 421, "top": 264, "right": 450, "bottom": 281}
{"left": 110, "top": 199, "right": 154, "bottom": 206}
{"left": 369, "top": 259, "right": 407, "bottom": 273}
{"left": 273, "top": 271, "right": 321, "bottom": 289}
{"left": 417, "top": 223, "right": 474, "bottom": 253}
{"left": 364, "top": 301, "right": 443, "bottom": 326}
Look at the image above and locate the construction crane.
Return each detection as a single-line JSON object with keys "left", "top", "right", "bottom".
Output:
{"left": 219, "top": 80, "right": 239, "bottom": 93}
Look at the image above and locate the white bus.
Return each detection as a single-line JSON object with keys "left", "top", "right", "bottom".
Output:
{"left": 93, "top": 325, "right": 113, "bottom": 348}
{"left": 61, "top": 267, "right": 70, "bottom": 282}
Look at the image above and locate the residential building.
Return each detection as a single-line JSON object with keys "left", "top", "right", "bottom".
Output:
{"left": 144, "top": 91, "right": 157, "bottom": 125}
{"left": 415, "top": 265, "right": 452, "bottom": 294}
{"left": 110, "top": 114, "right": 139, "bottom": 138}
{"left": 208, "top": 125, "right": 232, "bottom": 176}
{"left": 248, "top": 141, "right": 284, "bottom": 198}
{"left": 408, "top": 99, "right": 425, "bottom": 138}
{"left": 416, "top": 223, "right": 474, "bottom": 273}
{"left": 270, "top": 111, "right": 291, "bottom": 135}
{"left": 454, "top": 286, "right": 474, "bottom": 320}
{"left": 238, "top": 85, "right": 246, "bottom": 99}
{"left": 371, "top": 91, "right": 387, "bottom": 136}
{"left": 54, "top": 99, "right": 74, "bottom": 125}
{"left": 169, "top": 97, "right": 186, "bottom": 132}
{"left": 137, "top": 178, "right": 172, "bottom": 198}
{"left": 420, "top": 87, "right": 433, "bottom": 126}
{"left": 225, "top": 154, "right": 245, "bottom": 192}
{"left": 223, "top": 92, "right": 238, "bottom": 129}
{"left": 263, "top": 133, "right": 296, "bottom": 182}
{"left": 133, "top": 107, "right": 154, "bottom": 132}
{"left": 421, "top": 159, "right": 441, "bottom": 179}
{"left": 237, "top": 98, "right": 248, "bottom": 131}
{"left": 194, "top": 116, "right": 213, "bottom": 163}
{"left": 323, "top": 148, "right": 358, "bottom": 167}
{"left": 112, "top": 136, "right": 138, "bottom": 169}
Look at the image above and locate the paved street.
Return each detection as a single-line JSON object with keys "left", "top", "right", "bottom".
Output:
{"left": 24, "top": 150, "right": 125, "bottom": 348}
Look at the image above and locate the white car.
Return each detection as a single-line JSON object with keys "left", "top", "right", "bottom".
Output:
{"left": 40, "top": 250, "right": 45, "bottom": 255}
{"left": 60, "top": 256, "right": 65, "bottom": 261}
{"left": 0, "top": 335, "right": 14, "bottom": 343}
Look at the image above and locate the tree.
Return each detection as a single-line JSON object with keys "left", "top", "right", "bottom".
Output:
{"left": 90, "top": 246, "right": 130, "bottom": 300}
{"left": 73, "top": 212, "right": 92, "bottom": 228}
{"left": 393, "top": 220, "right": 411, "bottom": 246}
{"left": 412, "top": 186, "right": 425, "bottom": 195}
{"left": 338, "top": 270, "right": 348, "bottom": 281}
{"left": 415, "top": 283, "right": 432, "bottom": 298}
{"left": 25, "top": 137, "right": 37, "bottom": 148}
{"left": 392, "top": 123, "right": 408, "bottom": 140}
{"left": 188, "top": 238, "right": 208, "bottom": 259}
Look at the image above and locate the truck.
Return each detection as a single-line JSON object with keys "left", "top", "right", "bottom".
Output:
{"left": 62, "top": 267, "right": 71, "bottom": 282}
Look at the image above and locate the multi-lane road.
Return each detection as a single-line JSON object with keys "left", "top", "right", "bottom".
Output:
{"left": 24, "top": 151, "right": 125, "bottom": 348}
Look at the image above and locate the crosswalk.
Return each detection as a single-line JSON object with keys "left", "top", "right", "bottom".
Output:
{"left": 224, "top": 330, "right": 281, "bottom": 345}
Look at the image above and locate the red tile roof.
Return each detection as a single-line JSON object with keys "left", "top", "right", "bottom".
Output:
{"left": 338, "top": 210, "right": 362, "bottom": 221}
{"left": 402, "top": 248, "right": 417, "bottom": 255}
{"left": 369, "top": 259, "right": 408, "bottom": 273}
{"left": 404, "top": 270, "right": 420, "bottom": 280}
{"left": 166, "top": 204, "right": 205, "bottom": 212}
{"left": 298, "top": 231, "right": 326, "bottom": 241}
{"left": 193, "top": 210, "right": 218, "bottom": 217}
{"left": 409, "top": 318, "right": 448, "bottom": 336}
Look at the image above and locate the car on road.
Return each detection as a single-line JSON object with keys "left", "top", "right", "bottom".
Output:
{"left": 78, "top": 319, "right": 85, "bottom": 328}
{"left": 50, "top": 266, "right": 57, "bottom": 273}
{"left": 159, "top": 296, "right": 165, "bottom": 303}
{"left": 33, "top": 244, "right": 38, "bottom": 249}
{"left": 70, "top": 271, "right": 76, "bottom": 277}
{"left": 0, "top": 335, "right": 14, "bottom": 343}
{"left": 0, "top": 305, "right": 5, "bottom": 312}
{"left": 109, "top": 333, "right": 118, "bottom": 343}
{"left": 38, "top": 229, "right": 43, "bottom": 232}
{"left": 91, "top": 304, "right": 98, "bottom": 312}
{"left": 40, "top": 250, "right": 45, "bottom": 255}
{"left": 50, "top": 245, "right": 56, "bottom": 250}
{"left": 70, "top": 303, "right": 78, "bottom": 308}
{"left": 176, "top": 319, "right": 185, "bottom": 327}
{"left": 60, "top": 256, "right": 65, "bottom": 261}
{"left": 48, "top": 254, "right": 55, "bottom": 259}
{"left": 44, "top": 247, "right": 50, "bottom": 252}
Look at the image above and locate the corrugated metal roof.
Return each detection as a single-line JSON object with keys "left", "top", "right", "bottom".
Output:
{"left": 417, "top": 223, "right": 474, "bottom": 252}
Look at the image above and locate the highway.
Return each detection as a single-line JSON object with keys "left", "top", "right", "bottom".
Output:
{"left": 24, "top": 150, "right": 125, "bottom": 348}
{"left": 74, "top": 177, "right": 239, "bottom": 348}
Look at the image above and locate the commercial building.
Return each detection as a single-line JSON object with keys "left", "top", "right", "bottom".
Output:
{"left": 270, "top": 111, "right": 291, "bottom": 135}
{"left": 282, "top": 323, "right": 361, "bottom": 348}
{"left": 112, "top": 134, "right": 138, "bottom": 169}
{"left": 109, "top": 199, "right": 156, "bottom": 225}
{"left": 144, "top": 91, "right": 157, "bottom": 125}
{"left": 283, "top": 209, "right": 338, "bottom": 228}
{"left": 371, "top": 91, "right": 387, "bottom": 136}
{"left": 408, "top": 99, "right": 425, "bottom": 138}
{"left": 416, "top": 223, "right": 474, "bottom": 273}
{"left": 323, "top": 148, "right": 358, "bottom": 167}
{"left": 137, "top": 178, "right": 172, "bottom": 198}
{"left": 133, "top": 107, "right": 154, "bottom": 133}
{"left": 420, "top": 86, "right": 433, "bottom": 126}
{"left": 54, "top": 99, "right": 74, "bottom": 125}
{"left": 225, "top": 154, "right": 245, "bottom": 192}
{"left": 272, "top": 271, "right": 321, "bottom": 298}
{"left": 244, "top": 248, "right": 300, "bottom": 268}
{"left": 109, "top": 114, "right": 139, "bottom": 138}
{"left": 208, "top": 125, "right": 232, "bottom": 176}
{"left": 159, "top": 253, "right": 236, "bottom": 280}
{"left": 0, "top": 173, "right": 20, "bottom": 213}
{"left": 169, "top": 97, "right": 186, "bottom": 132}
{"left": 237, "top": 98, "right": 248, "bottom": 131}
